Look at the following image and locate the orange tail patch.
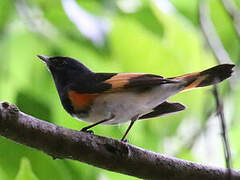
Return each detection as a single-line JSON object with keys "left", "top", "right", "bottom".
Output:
{"left": 183, "top": 75, "right": 208, "bottom": 90}
{"left": 174, "top": 64, "right": 234, "bottom": 91}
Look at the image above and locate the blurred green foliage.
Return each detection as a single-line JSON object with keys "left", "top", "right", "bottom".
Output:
{"left": 0, "top": 0, "right": 239, "bottom": 179}
{"left": 15, "top": 158, "right": 39, "bottom": 180}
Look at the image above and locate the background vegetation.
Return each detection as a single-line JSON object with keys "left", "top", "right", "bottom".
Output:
{"left": 0, "top": 0, "right": 239, "bottom": 179}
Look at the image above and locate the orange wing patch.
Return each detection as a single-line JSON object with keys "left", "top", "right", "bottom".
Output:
{"left": 68, "top": 91, "right": 98, "bottom": 110}
{"left": 105, "top": 73, "right": 143, "bottom": 89}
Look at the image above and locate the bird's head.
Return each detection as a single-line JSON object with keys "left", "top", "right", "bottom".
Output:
{"left": 37, "top": 55, "right": 92, "bottom": 74}
{"left": 37, "top": 55, "right": 93, "bottom": 90}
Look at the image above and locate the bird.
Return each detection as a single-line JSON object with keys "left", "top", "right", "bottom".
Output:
{"left": 37, "top": 55, "right": 234, "bottom": 141}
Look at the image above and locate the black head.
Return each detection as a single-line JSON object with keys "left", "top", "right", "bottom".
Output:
{"left": 37, "top": 55, "right": 93, "bottom": 92}
{"left": 37, "top": 55, "right": 92, "bottom": 73}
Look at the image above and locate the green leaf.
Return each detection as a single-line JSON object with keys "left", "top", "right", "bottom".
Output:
{"left": 0, "top": 165, "right": 8, "bottom": 180}
{"left": 210, "top": 0, "right": 240, "bottom": 63}
{"left": 170, "top": 0, "right": 199, "bottom": 25}
{"left": 0, "top": 0, "right": 13, "bottom": 33}
{"left": 15, "top": 158, "right": 39, "bottom": 180}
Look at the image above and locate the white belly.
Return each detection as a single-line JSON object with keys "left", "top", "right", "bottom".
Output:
{"left": 76, "top": 83, "right": 182, "bottom": 125}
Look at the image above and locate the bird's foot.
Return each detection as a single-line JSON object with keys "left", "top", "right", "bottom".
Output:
{"left": 121, "top": 138, "right": 129, "bottom": 143}
{"left": 80, "top": 128, "right": 94, "bottom": 134}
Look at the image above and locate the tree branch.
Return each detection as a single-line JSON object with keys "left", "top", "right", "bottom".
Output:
{"left": 199, "top": 0, "right": 233, "bottom": 64}
{"left": 213, "top": 86, "right": 233, "bottom": 179}
{"left": 199, "top": 1, "right": 232, "bottom": 180}
{"left": 199, "top": 1, "right": 234, "bottom": 179}
{"left": 0, "top": 102, "right": 240, "bottom": 180}
{"left": 221, "top": 0, "right": 240, "bottom": 37}
{"left": 2, "top": 1, "right": 238, "bottom": 179}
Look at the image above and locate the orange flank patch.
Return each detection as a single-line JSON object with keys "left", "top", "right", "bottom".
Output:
{"left": 105, "top": 73, "right": 143, "bottom": 89}
{"left": 68, "top": 91, "right": 98, "bottom": 110}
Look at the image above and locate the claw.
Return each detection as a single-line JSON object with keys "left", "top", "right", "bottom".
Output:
{"left": 81, "top": 128, "right": 94, "bottom": 134}
{"left": 121, "top": 138, "right": 129, "bottom": 143}
{"left": 87, "top": 130, "right": 94, "bottom": 134}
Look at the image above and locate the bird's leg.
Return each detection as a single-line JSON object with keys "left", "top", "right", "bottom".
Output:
{"left": 121, "top": 114, "right": 139, "bottom": 142}
{"left": 81, "top": 114, "right": 115, "bottom": 134}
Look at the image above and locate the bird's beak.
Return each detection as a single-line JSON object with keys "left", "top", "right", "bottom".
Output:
{"left": 37, "top": 55, "right": 49, "bottom": 63}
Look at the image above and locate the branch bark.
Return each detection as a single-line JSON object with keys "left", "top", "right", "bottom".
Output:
{"left": 199, "top": 0, "right": 233, "bottom": 64}
{"left": 213, "top": 86, "right": 232, "bottom": 179}
{"left": 199, "top": 1, "right": 234, "bottom": 179}
{"left": 221, "top": 0, "right": 240, "bottom": 36}
{"left": 0, "top": 102, "right": 240, "bottom": 180}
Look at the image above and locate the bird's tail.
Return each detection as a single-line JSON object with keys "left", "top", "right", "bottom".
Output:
{"left": 172, "top": 64, "right": 235, "bottom": 91}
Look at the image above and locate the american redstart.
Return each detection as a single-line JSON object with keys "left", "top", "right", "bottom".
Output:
{"left": 37, "top": 55, "right": 234, "bottom": 141}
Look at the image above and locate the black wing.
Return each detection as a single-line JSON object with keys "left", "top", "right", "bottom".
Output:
{"left": 99, "top": 73, "right": 178, "bottom": 93}
{"left": 70, "top": 73, "right": 179, "bottom": 93}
